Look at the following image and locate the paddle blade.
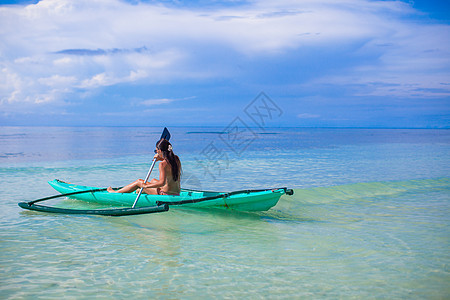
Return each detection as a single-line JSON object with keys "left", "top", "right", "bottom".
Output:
{"left": 161, "top": 127, "right": 171, "bottom": 141}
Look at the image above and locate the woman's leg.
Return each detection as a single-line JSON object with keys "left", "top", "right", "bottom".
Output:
{"left": 107, "top": 179, "right": 142, "bottom": 193}
{"left": 142, "top": 178, "right": 159, "bottom": 195}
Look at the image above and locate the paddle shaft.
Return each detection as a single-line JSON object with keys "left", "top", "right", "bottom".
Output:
{"left": 132, "top": 127, "right": 170, "bottom": 208}
{"left": 132, "top": 158, "right": 157, "bottom": 208}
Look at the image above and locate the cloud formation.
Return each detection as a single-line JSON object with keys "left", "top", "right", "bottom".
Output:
{"left": 141, "top": 96, "right": 196, "bottom": 107}
{"left": 0, "top": 0, "right": 449, "bottom": 126}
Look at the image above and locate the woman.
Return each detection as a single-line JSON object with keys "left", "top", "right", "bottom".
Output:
{"left": 107, "top": 138, "right": 182, "bottom": 195}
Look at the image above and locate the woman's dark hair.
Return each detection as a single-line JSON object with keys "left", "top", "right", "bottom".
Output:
{"left": 156, "top": 138, "right": 182, "bottom": 182}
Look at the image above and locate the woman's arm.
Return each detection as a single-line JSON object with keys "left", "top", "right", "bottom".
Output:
{"left": 140, "top": 161, "right": 167, "bottom": 188}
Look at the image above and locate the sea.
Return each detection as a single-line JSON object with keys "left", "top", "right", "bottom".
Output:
{"left": 0, "top": 126, "right": 449, "bottom": 299}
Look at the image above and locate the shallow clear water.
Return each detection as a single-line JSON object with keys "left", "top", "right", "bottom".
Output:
{"left": 1, "top": 127, "right": 449, "bottom": 298}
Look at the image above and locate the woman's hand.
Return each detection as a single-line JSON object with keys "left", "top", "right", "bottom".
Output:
{"left": 136, "top": 179, "right": 146, "bottom": 188}
{"left": 154, "top": 153, "right": 165, "bottom": 161}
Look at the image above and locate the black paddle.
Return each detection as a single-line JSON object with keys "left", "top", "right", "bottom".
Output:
{"left": 132, "top": 127, "right": 171, "bottom": 208}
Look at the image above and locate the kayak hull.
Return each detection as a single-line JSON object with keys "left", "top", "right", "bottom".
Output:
{"left": 48, "top": 179, "right": 290, "bottom": 211}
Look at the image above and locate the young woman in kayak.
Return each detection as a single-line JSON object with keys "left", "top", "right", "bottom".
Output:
{"left": 107, "top": 138, "right": 182, "bottom": 196}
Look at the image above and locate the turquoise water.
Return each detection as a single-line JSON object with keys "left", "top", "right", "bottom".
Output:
{"left": 1, "top": 127, "right": 449, "bottom": 298}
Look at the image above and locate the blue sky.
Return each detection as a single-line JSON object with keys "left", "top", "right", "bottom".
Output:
{"left": 0, "top": 0, "right": 449, "bottom": 128}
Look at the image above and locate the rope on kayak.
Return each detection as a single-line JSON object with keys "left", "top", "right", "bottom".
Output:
{"left": 18, "top": 187, "right": 169, "bottom": 216}
{"left": 156, "top": 187, "right": 294, "bottom": 206}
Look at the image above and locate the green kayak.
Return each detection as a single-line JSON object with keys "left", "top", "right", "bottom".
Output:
{"left": 48, "top": 179, "right": 294, "bottom": 211}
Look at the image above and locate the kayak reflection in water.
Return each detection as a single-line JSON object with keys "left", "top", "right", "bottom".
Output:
{"left": 107, "top": 138, "right": 182, "bottom": 196}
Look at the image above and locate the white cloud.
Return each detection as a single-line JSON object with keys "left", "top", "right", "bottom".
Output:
{"left": 141, "top": 98, "right": 174, "bottom": 106}
{"left": 141, "top": 96, "right": 196, "bottom": 107}
{"left": 38, "top": 74, "right": 77, "bottom": 87}
{"left": 0, "top": 0, "right": 449, "bottom": 109}
{"left": 307, "top": 22, "right": 450, "bottom": 98}
{"left": 297, "top": 113, "right": 320, "bottom": 119}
